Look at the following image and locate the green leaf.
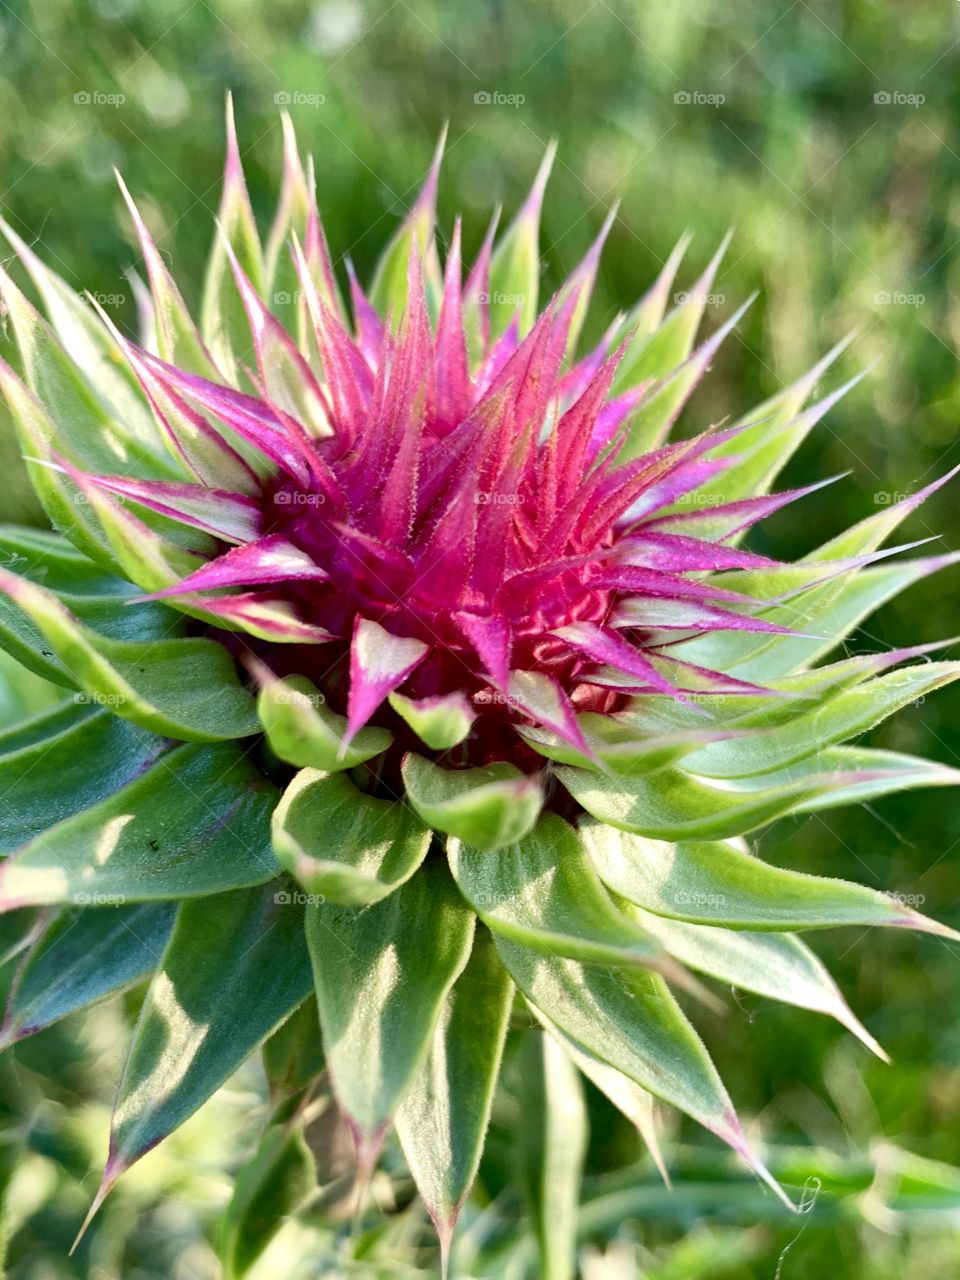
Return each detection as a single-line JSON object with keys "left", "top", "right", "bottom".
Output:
{"left": 395, "top": 929, "right": 512, "bottom": 1247}
{"left": 220, "top": 1113, "right": 317, "bottom": 1280}
{"left": 447, "top": 814, "right": 666, "bottom": 970}
{"left": 200, "top": 96, "right": 265, "bottom": 383}
{"left": 496, "top": 939, "right": 789, "bottom": 1205}
{"left": 768, "top": 745, "right": 960, "bottom": 813}
{"left": 388, "top": 689, "right": 475, "bottom": 751}
{"left": 0, "top": 903, "right": 174, "bottom": 1046}
{"left": 626, "top": 905, "right": 888, "bottom": 1059}
{"left": 402, "top": 754, "right": 544, "bottom": 851}
{"left": 517, "top": 711, "right": 733, "bottom": 774}
{"left": 258, "top": 674, "right": 391, "bottom": 772}
{"left": 485, "top": 141, "right": 555, "bottom": 338}
{"left": 0, "top": 568, "right": 260, "bottom": 741}
{"left": 616, "top": 297, "right": 754, "bottom": 459}
{"left": 306, "top": 859, "right": 475, "bottom": 1147}
{"left": 580, "top": 820, "right": 954, "bottom": 937}
{"left": 516, "top": 1030, "right": 587, "bottom": 1280}
{"left": 115, "top": 171, "right": 220, "bottom": 378}
{"left": 674, "top": 554, "right": 960, "bottom": 683}
{"left": 102, "top": 883, "right": 313, "bottom": 1191}
{"left": 555, "top": 759, "right": 888, "bottom": 842}
{"left": 0, "top": 742, "right": 281, "bottom": 909}
{"left": 683, "top": 662, "right": 960, "bottom": 779}
{"left": 0, "top": 703, "right": 166, "bottom": 854}
{"left": 0, "top": 212, "right": 161, "bottom": 447}
{"left": 370, "top": 130, "right": 445, "bottom": 323}
{"left": 612, "top": 234, "right": 730, "bottom": 396}
{"left": 271, "top": 769, "right": 430, "bottom": 905}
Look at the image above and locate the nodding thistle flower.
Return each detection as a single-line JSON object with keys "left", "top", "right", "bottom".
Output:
{"left": 0, "top": 101, "right": 958, "bottom": 1271}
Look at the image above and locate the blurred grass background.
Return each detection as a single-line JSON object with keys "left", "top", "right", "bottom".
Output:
{"left": 1, "top": 0, "right": 959, "bottom": 1276}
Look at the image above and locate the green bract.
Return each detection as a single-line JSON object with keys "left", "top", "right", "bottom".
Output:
{"left": 0, "top": 104, "right": 956, "bottom": 1277}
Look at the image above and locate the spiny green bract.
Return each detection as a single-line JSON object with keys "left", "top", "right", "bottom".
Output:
{"left": 0, "top": 101, "right": 956, "bottom": 1276}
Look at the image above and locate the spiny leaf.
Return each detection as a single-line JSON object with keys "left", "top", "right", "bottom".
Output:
{"left": 628, "top": 906, "right": 888, "bottom": 1059}
{"left": 581, "top": 819, "right": 955, "bottom": 937}
{"left": 496, "top": 939, "right": 790, "bottom": 1206}
{"left": 0, "top": 568, "right": 260, "bottom": 741}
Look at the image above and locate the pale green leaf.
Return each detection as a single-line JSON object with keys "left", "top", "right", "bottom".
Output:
{"left": 402, "top": 754, "right": 543, "bottom": 851}
{"left": 306, "top": 859, "right": 475, "bottom": 1146}
{"left": 447, "top": 813, "right": 666, "bottom": 970}
{"left": 271, "top": 769, "right": 430, "bottom": 905}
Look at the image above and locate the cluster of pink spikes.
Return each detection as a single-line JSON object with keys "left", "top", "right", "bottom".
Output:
{"left": 72, "top": 133, "right": 841, "bottom": 767}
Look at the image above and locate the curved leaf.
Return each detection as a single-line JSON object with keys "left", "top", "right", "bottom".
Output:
{"left": 271, "top": 769, "right": 430, "bottom": 905}
{"left": 259, "top": 673, "right": 391, "bottom": 772}
{"left": 403, "top": 754, "right": 543, "bottom": 851}
{"left": 388, "top": 689, "right": 475, "bottom": 751}
{"left": 0, "top": 568, "right": 259, "bottom": 741}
